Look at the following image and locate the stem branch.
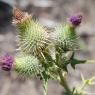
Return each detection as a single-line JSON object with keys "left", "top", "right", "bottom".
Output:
{"left": 59, "top": 70, "right": 72, "bottom": 95}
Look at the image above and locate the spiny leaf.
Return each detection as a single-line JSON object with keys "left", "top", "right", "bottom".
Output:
{"left": 55, "top": 52, "right": 68, "bottom": 71}
{"left": 70, "top": 58, "right": 86, "bottom": 69}
{"left": 71, "top": 59, "right": 95, "bottom": 69}
{"left": 55, "top": 51, "right": 74, "bottom": 71}
{"left": 81, "top": 74, "right": 95, "bottom": 85}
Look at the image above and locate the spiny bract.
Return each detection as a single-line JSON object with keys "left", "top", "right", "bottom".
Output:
{"left": 55, "top": 24, "right": 78, "bottom": 50}
{"left": 14, "top": 55, "right": 43, "bottom": 77}
{"left": 13, "top": 8, "right": 50, "bottom": 56}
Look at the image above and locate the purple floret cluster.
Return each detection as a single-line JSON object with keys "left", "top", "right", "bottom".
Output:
{"left": 0, "top": 54, "right": 13, "bottom": 71}
{"left": 69, "top": 14, "right": 82, "bottom": 26}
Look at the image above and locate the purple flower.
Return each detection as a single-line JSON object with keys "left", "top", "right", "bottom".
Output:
{"left": 0, "top": 54, "right": 14, "bottom": 71}
{"left": 69, "top": 14, "right": 82, "bottom": 26}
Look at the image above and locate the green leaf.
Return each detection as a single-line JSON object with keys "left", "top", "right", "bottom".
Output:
{"left": 71, "top": 59, "right": 95, "bottom": 69}
{"left": 70, "top": 59, "right": 86, "bottom": 69}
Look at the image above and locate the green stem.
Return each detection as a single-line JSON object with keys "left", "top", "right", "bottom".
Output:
{"left": 43, "top": 81, "right": 48, "bottom": 95}
{"left": 59, "top": 70, "right": 72, "bottom": 95}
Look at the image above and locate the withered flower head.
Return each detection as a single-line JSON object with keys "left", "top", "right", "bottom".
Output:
{"left": 13, "top": 7, "right": 31, "bottom": 24}
{"left": 13, "top": 7, "right": 25, "bottom": 21}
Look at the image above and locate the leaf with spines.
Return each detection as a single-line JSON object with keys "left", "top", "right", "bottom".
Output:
{"left": 70, "top": 58, "right": 86, "bottom": 69}
{"left": 14, "top": 55, "right": 43, "bottom": 77}
{"left": 13, "top": 8, "right": 50, "bottom": 56}
{"left": 70, "top": 59, "right": 95, "bottom": 69}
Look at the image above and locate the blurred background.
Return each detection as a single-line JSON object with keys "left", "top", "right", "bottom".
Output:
{"left": 0, "top": 0, "right": 95, "bottom": 95}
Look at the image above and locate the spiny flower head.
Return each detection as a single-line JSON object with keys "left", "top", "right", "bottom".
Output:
{"left": 13, "top": 8, "right": 50, "bottom": 56}
{"left": 14, "top": 55, "right": 43, "bottom": 77}
{"left": 69, "top": 14, "right": 82, "bottom": 27}
{"left": 55, "top": 14, "right": 82, "bottom": 50}
{"left": 0, "top": 54, "right": 14, "bottom": 71}
{"left": 55, "top": 24, "right": 78, "bottom": 50}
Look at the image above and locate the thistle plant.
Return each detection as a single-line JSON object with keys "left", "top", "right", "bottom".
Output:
{"left": 0, "top": 8, "right": 95, "bottom": 95}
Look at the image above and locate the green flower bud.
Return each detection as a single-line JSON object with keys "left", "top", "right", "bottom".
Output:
{"left": 14, "top": 55, "right": 43, "bottom": 77}
{"left": 13, "top": 8, "right": 50, "bottom": 56}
